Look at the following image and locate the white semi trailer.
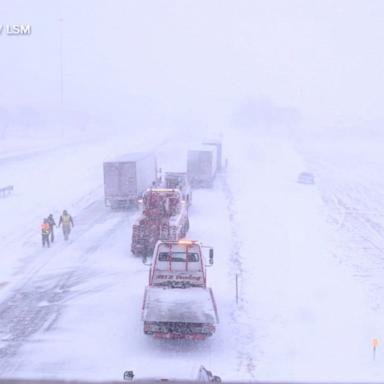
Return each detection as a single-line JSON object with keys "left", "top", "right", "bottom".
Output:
{"left": 103, "top": 152, "right": 157, "bottom": 208}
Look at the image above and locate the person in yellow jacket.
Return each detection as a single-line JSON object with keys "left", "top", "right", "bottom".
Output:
{"left": 58, "top": 210, "right": 74, "bottom": 241}
{"left": 41, "top": 218, "right": 50, "bottom": 247}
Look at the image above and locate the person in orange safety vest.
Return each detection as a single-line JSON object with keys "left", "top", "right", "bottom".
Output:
{"left": 41, "top": 218, "right": 50, "bottom": 248}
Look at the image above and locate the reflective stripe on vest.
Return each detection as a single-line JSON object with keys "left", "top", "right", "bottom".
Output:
{"left": 62, "top": 214, "right": 71, "bottom": 224}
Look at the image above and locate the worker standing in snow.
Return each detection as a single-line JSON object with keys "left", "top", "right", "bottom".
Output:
{"left": 58, "top": 210, "right": 74, "bottom": 241}
{"left": 47, "top": 213, "right": 56, "bottom": 243}
{"left": 41, "top": 218, "right": 50, "bottom": 248}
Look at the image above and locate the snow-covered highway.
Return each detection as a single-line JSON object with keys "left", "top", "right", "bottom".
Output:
{"left": 1, "top": 131, "right": 384, "bottom": 382}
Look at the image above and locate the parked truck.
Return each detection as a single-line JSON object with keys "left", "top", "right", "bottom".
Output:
{"left": 103, "top": 152, "right": 157, "bottom": 209}
{"left": 163, "top": 171, "right": 192, "bottom": 207}
{"left": 203, "top": 139, "right": 222, "bottom": 172}
{"left": 131, "top": 188, "right": 189, "bottom": 256}
{"left": 187, "top": 146, "right": 217, "bottom": 188}
{"left": 142, "top": 239, "right": 219, "bottom": 339}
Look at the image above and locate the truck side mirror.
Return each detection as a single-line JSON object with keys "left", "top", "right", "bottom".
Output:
{"left": 209, "top": 249, "right": 214, "bottom": 265}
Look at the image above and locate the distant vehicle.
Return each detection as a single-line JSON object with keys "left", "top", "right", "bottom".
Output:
{"left": 131, "top": 188, "right": 189, "bottom": 257}
{"left": 187, "top": 146, "right": 217, "bottom": 188}
{"left": 203, "top": 139, "right": 222, "bottom": 172}
{"left": 103, "top": 152, "right": 157, "bottom": 209}
{"left": 297, "top": 172, "right": 315, "bottom": 184}
{"left": 163, "top": 171, "right": 192, "bottom": 207}
{"left": 142, "top": 239, "right": 219, "bottom": 339}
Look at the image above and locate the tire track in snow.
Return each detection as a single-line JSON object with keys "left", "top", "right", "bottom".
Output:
{"left": 0, "top": 137, "right": 96, "bottom": 166}
{"left": 2, "top": 199, "right": 127, "bottom": 300}
{"left": 0, "top": 202, "right": 134, "bottom": 375}
{"left": 220, "top": 174, "right": 257, "bottom": 379}
{"left": 326, "top": 193, "right": 384, "bottom": 312}
{"left": 300, "top": 149, "right": 384, "bottom": 314}
{"left": 0, "top": 270, "right": 88, "bottom": 374}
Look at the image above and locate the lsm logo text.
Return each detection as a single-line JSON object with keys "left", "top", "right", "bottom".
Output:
{"left": 0, "top": 24, "right": 32, "bottom": 36}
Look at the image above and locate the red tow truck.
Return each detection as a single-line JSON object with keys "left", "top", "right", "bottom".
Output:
{"left": 131, "top": 188, "right": 189, "bottom": 257}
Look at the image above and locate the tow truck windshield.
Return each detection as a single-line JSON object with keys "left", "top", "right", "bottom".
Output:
{"left": 158, "top": 251, "right": 200, "bottom": 262}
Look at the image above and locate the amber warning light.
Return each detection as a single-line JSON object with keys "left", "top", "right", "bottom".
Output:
{"left": 178, "top": 239, "right": 195, "bottom": 245}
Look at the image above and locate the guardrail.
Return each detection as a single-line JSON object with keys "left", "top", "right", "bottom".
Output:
{"left": 0, "top": 185, "right": 13, "bottom": 198}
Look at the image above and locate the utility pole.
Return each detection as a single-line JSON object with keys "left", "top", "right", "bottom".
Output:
{"left": 59, "top": 14, "right": 64, "bottom": 106}
{"left": 58, "top": 1, "right": 65, "bottom": 137}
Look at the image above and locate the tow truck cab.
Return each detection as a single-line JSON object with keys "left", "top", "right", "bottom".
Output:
{"left": 142, "top": 240, "right": 218, "bottom": 339}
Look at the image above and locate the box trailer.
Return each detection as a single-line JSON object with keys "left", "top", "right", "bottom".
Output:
{"left": 103, "top": 152, "right": 157, "bottom": 208}
{"left": 203, "top": 139, "right": 222, "bottom": 172}
{"left": 187, "top": 146, "right": 217, "bottom": 188}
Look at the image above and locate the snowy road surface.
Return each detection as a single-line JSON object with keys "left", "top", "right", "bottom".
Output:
{"left": 1, "top": 132, "right": 384, "bottom": 382}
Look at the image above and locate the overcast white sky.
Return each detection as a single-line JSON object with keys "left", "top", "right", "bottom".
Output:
{"left": 1, "top": 0, "right": 384, "bottom": 131}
